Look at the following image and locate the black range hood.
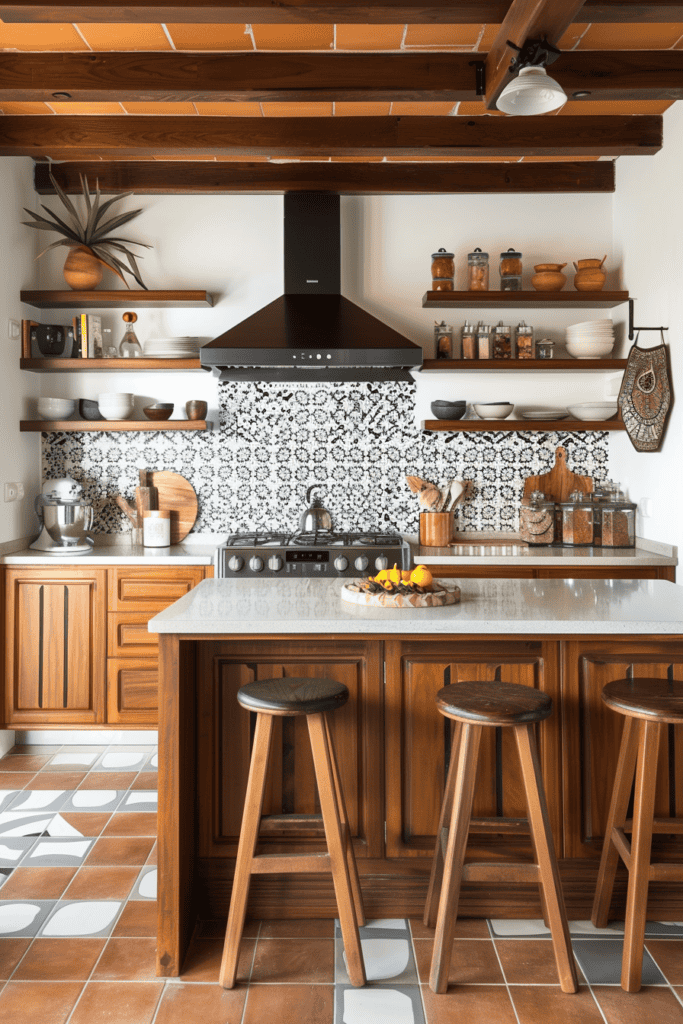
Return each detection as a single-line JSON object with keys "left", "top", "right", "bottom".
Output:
{"left": 201, "top": 193, "right": 423, "bottom": 382}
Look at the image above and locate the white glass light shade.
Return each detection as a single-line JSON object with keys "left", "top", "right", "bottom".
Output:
{"left": 496, "top": 66, "right": 567, "bottom": 116}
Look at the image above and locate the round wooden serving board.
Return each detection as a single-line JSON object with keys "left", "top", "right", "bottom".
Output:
{"left": 148, "top": 470, "right": 198, "bottom": 544}
{"left": 341, "top": 581, "right": 460, "bottom": 608}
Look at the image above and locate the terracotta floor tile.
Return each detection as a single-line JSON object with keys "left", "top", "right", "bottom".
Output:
{"left": 197, "top": 918, "right": 259, "bottom": 938}
{"left": 0, "top": 755, "right": 51, "bottom": 771}
{"left": 496, "top": 939, "right": 583, "bottom": 985}
{"left": 6, "top": 745, "right": 58, "bottom": 756}
{"left": 251, "top": 937, "right": 334, "bottom": 983}
{"left": 0, "top": 867, "right": 77, "bottom": 899}
{"left": 259, "top": 918, "right": 334, "bottom": 938}
{"left": 64, "top": 865, "right": 139, "bottom": 900}
{"left": 413, "top": 938, "right": 503, "bottom": 985}
{"left": 511, "top": 986, "right": 604, "bottom": 1024}
{"left": 102, "top": 812, "right": 157, "bottom": 837}
{"left": 112, "top": 901, "right": 157, "bottom": 937}
{"left": 0, "top": 939, "right": 31, "bottom": 980}
{"left": 13, "top": 938, "right": 105, "bottom": 981}
{"left": 646, "top": 940, "right": 683, "bottom": 984}
{"left": 79, "top": 772, "right": 136, "bottom": 791}
{"left": 155, "top": 982, "right": 248, "bottom": 1024}
{"left": 421, "top": 984, "right": 517, "bottom": 1023}
{"left": 30, "top": 772, "right": 86, "bottom": 790}
{"left": 178, "top": 938, "right": 255, "bottom": 983}
{"left": 92, "top": 937, "right": 158, "bottom": 981}
{"left": 0, "top": 772, "right": 36, "bottom": 788}
{"left": 145, "top": 843, "right": 157, "bottom": 865}
{"left": 60, "top": 812, "right": 112, "bottom": 836}
{"left": 593, "top": 985, "right": 683, "bottom": 1023}
{"left": 68, "top": 981, "right": 164, "bottom": 1024}
{"left": 410, "top": 917, "right": 489, "bottom": 939}
{"left": 0, "top": 981, "right": 84, "bottom": 1024}
{"left": 85, "top": 837, "right": 155, "bottom": 867}
{"left": 130, "top": 773, "right": 158, "bottom": 791}
{"left": 242, "top": 984, "right": 333, "bottom": 1024}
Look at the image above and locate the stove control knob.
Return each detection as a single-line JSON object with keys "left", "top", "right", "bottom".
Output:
{"left": 334, "top": 556, "right": 349, "bottom": 572}
{"left": 355, "top": 555, "right": 369, "bottom": 572}
{"left": 228, "top": 556, "right": 244, "bottom": 572}
{"left": 268, "top": 556, "right": 283, "bottom": 572}
{"left": 249, "top": 556, "right": 264, "bottom": 573}
{"left": 375, "top": 555, "right": 389, "bottom": 570}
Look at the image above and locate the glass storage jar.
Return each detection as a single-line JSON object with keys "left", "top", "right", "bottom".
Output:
{"left": 560, "top": 490, "right": 595, "bottom": 546}
{"left": 476, "top": 322, "right": 491, "bottom": 359}
{"left": 434, "top": 320, "right": 454, "bottom": 359}
{"left": 492, "top": 321, "right": 514, "bottom": 360}
{"left": 431, "top": 248, "right": 455, "bottom": 291}
{"left": 595, "top": 500, "right": 636, "bottom": 548}
{"left": 536, "top": 339, "right": 555, "bottom": 360}
{"left": 516, "top": 321, "right": 534, "bottom": 359}
{"left": 519, "top": 490, "right": 555, "bottom": 546}
{"left": 467, "top": 248, "right": 489, "bottom": 291}
{"left": 499, "top": 248, "right": 523, "bottom": 291}
{"left": 462, "top": 320, "right": 477, "bottom": 360}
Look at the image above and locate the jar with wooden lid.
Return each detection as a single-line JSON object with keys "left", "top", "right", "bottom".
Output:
{"left": 536, "top": 339, "right": 555, "bottom": 360}
{"left": 492, "top": 321, "right": 514, "bottom": 360}
{"left": 431, "top": 248, "right": 455, "bottom": 291}
{"left": 477, "top": 322, "right": 491, "bottom": 359}
{"left": 516, "top": 321, "right": 534, "bottom": 359}
{"left": 462, "top": 320, "right": 476, "bottom": 360}
{"left": 520, "top": 490, "right": 555, "bottom": 546}
{"left": 595, "top": 499, "right": 636, "bottom": 548}
{"left": 467, "top": 248, "right": 489, "bottom": 291}
{"left": 499, "top": 248, "right": 523, "bottom": 291}
{"left": 560, "top": 490, "right": 595, "bottom": 546}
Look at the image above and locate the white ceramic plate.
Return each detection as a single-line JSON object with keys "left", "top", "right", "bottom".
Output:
{"left": 520, "top": 409, "right": 569, "bottom": 420}
{"left": 567, "top": 403, "right": 619, "bottom": 421}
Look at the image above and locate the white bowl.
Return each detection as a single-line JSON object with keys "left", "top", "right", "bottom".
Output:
{"left": 37, "top": 397, "right": 76, "bottom": 420}
{"left": 566, "top": 339, "right": 615, "bottom": 359}
{"left": 473, "top": 402, "right": 514, "bottom": 420}
{"left": 568, "top": 402, "right": 619, "bottom": 422}
{"left": 98, "top": 392, "right": 134, "bottom": 421}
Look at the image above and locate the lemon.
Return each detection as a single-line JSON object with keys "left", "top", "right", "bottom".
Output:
{"left": 410, "top": 565, "right": 433, "bottom": 588}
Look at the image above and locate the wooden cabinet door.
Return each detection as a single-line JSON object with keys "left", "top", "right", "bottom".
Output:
{"left": 107, "top": 658, "right": 159, "bottom": 726}
{"left": 385, "top": 638, "right": 561, "bottom": 860}
{"left": 108, "top": 566, "right": 205, "bottom": 612}
{"left": 5, "top": 567, "right": 107, "bottom": 726}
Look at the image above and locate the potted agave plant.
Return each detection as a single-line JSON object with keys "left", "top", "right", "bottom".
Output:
{"left": 23, "top": 172, "right": 151, "bottom": 291}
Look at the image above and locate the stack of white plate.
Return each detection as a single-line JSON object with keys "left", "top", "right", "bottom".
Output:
{"left": 565, "top": 320, "right": 615, "bottom": 359}
{"left": 143, "top": 337, "right": 201, "bottom": 359}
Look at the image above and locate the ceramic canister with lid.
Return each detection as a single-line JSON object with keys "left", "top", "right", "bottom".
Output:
{"left": 143, "top": 509, "right": 171, "bottom": 548}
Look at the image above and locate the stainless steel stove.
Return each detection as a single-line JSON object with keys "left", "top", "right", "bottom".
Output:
{"left": 216, "top": 530, "right": 411, "bottom": 578}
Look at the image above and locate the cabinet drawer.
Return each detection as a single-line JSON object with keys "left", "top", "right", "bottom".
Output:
{"left": 108, "top": 612, "right": 159, "bottom": 660}
{"left": 107, "top": 658, "right": 158, "bottom": 727}
{"left": 108, "top": 566, "right": 205, "bottom": 612}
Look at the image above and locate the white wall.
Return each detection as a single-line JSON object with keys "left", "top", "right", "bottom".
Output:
{"left": 610, "top": 102, "right": 683, "bottom": 553}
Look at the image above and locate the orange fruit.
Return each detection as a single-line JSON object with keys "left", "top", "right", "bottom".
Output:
{"left": 410, "top": 565, "right": 433, "bottom": 588}
{"left": 401, "top": 570, "right": 412, "bottom": 582}
{"left": 374, "top": 569, "right": 390, "bottom": 583}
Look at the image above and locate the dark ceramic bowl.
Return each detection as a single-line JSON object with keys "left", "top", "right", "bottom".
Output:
{"left": 78, "top": 399, "right": 103, "bottom": 421}
{"left": 431, "top": 401, "right": 467, "bottom": 421}
{"left": 143, "top": 404, "right": 174, "bottom": 421}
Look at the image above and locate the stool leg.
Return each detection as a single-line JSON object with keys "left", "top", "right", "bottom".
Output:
{"left": 324, "top": 715, "right": 365, "bottom": 928}
{"left": 308, "top": 712, "right": 366, "bottom": 988}
{"left": 514, "top": 723, "right": 578, "bottom": 995}
{"left": 424, "top": 721, "right": 462, "bottom": 929}
{"left": 430, "top": 722, "right": 481, "bottom": 994}
{"left": 219, "top": 712, "right": 273, "bottom": 989}
{"left": 622, "top": 720, "right": 661, "bottom": 993}
{"left": 592, "top": 716, "right": 640, "bottom": 929}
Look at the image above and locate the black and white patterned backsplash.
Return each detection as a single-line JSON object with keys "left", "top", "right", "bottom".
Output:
{"left": 42, "top": 381, "right": 609, "bottom": 535}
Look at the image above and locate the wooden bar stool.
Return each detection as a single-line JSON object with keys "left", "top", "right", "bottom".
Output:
{"left": 424, "top": 680, "right": 578, "bottom": 995}
{"left": 591, "top": 677, "right": 683, "bottom": 993}
{"left": 219, "top": 677, "right": 366, "bottom": 989}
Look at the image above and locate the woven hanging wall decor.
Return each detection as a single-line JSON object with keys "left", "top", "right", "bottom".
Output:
{"left": 618, "top": 335, "right": 671, "bottom": 452}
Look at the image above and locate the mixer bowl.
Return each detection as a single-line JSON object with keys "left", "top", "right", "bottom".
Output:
{"left": 41, "top": 501, "right": 94, "bottom": 546}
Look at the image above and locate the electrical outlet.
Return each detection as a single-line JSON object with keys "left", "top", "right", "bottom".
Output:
{"left": 4, "top": 482, "right": 24, "bottom": 502}
{"left": 640, "top": 497, "right": 653, "bottom": 518}
{"left": 7, "top": 319, "right": 20, "bottom": 342}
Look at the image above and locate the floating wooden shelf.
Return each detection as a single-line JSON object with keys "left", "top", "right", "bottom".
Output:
{"left": 422, "top": 290, "right": 629, "bottom": 309}
{"left": 20, "top": 289, "right": 213, "bottom": 309}
{"left": 21, "top": 420, "right": 209, "bottom": 432}
{"left": 20, "top": 358, "right": 204, "bottom": 372}
{"left": 421, "top": 358, "right": 628, "bottom": 371}
{"left": 423, "top": 419, "right": 626, "bottom": 433}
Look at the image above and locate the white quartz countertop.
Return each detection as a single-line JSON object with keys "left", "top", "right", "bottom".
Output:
{"left": 147, "top": 577, "right": 683, "bottom": 636}
{"left": 1, "top": 543, "right": 217, "bottom": 566}
{"left": 406, "top": 536, "right": 677, "bottom": 567}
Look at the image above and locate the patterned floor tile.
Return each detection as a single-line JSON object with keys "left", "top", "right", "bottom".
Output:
{"left": 336, "top": 985, "right": 425, "bottom": 1024}
{"left": 409, "top": 918, "right": 489, "bottom": 939}
{"left": 571, "top": 939, "right": 665, "bottom": 986}
{"left": 94, "top": 752, "right": 149, "bottom": 773}
{"left": 40, "top": 900, "right": 124, "bottom": 937}
{"left": 117, "top": 791, "right": 158, "bottom": 814}
{"left": 78, "top": 773, "right": 137, "bottom": 791}
{"left": 0, "top": 840, "right": 36, "bottom": 868}
{"left": 60, "top": 791, "right": 124, "bottom": 814}
{"left": 129, "top": 866, "right": 157, "bottom": 901}
{"left": 7, "top": 791, "right": 71, "bottom": 814}
{"left": 0, "top": 774, "right": 36, "bottom": 791}
{"left": 23, "top": 839, "right": 93, "bottom": 867}
{"left": 0, "top": 793, "right": 21, "bottom": 814}
{"left": 28, "top": 773, "right": 87, "bottom": 791}
{"left": 0, "top": 901, "right": 56, "bottom": 937}
{"left": 130, "top": 773, "right": 158, "bottom": 791}
{"left": 490, "top": 918, "right": 551, "bottom": 937}
{"left": 0, "top": 980, "right": 84, "bottom": 1024}
{"left": 13, "top": 937, "right": 106, "bottom": 981}
{"left": 0, "top": 811, "right": 78, "bottom": 838}
{"left": 59, "top": 813, "right": 112, "bottom": 836}
{"left": 44, "top": 752, "right": 100, "bottom": 770}
{"left": 335, "top": 922, "right": 418, "bottom": 986}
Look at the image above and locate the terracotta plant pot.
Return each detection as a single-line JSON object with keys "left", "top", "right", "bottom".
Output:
{"left": 531, "top": 263, "right": 567, "bottom": 292}
{"left": 573, "top": 255, "right": 607, "bottom": 292}
{"left": 63, "top": 245, "right": 104, "bottom": 291}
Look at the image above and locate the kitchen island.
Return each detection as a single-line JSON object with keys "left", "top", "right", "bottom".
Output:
{"left": 149, "top": 576, "right": 683, "bottom": 976}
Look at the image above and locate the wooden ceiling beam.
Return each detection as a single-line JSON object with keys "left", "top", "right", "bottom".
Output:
{"left": 0, "top": 114, "right": 662, "bottom": 158}
{"left": 35, "top": 159, "right": 616, "bottom": 195}
{"left": 0, "top": 51, "right": 681, "bottom": 103}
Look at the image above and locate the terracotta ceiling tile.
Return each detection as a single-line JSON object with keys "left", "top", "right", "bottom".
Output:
{"left": 557, "top": 23, "right": 590, "bottom": 50}
{"left": 522, "top": 155, "right": 599, "bottom": 161}
{"left": 329, "top": 155, "right": 384, "bottom": 162}
{"left": 215, "top": 154, "right": 270, "bottom": 161}
{"left": 0, "top": 24, "right": 89, "bottom": 50}
{"left": 262, "top": 102, "right": 333, "bottom": 116}
{"left": 0, "top": 101, "right": 53, "bottom": 113}
{"left": 558, "top": 99, "right": 674, "bottom": 115}
{"left": 252, "top": 25, "right": 333, "bottom": 50}
{"left": 154, "top": 154, "right": 216, "bottom": 160}
{"left": 334, "top": 102, "right": 392, "bottom": 116}
{"left": 335, "top": 25, "right": 405, "bottom": 50}
{"left": 391, "top": 101, "right": 456, "bottom": 115}
{"left": 675, "top": 35, "right": 683, "bottom": 49}
{"left": 575, "top": 23, "right": 683, "bottom": 49}
{"left": 77, "top": 24, "right": 172, "bottom": 51}
{"left": 456, "top": 101, "right": 505, "bottom": 115}
{"left": 403, "top": 25, "right": 480, "bottom": 48}
{"left": 476, "top": 24, "right": 501, "bottom": 51}
{"left": 166, "top": 24, "right": 252, "bottom": 50}
{"left": 122, "top": 101, "right": 197, "bottom": 114}
{"left": 50, "top": 102, "right": 124, "bottom": 114}
{"left": 195, "top": 102, "right": 263, "bottom": 116}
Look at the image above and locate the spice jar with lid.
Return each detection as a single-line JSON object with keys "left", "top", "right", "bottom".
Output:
{"left": 499, "top": 248, "right": 523, "bottom": 291}
{"left": 431, "top": 248, "right": 454, "bottom": 291}
{"left": 492, "top": 321, "right": 514, "bottom": 360}
{"left": 476, "top": 322, "right": 491, "bottom": 360}
{"left": 594, "top": 498, "right": 636, "bottom": 548}
{"left": 461, "top": 320, "right": 476, "bottom": 360}
{"left": 467, "top": 248, "right": 489, "bottom": 291}
{"left": 434, "top": 321, "right": 454, "bottom": 360}
{"left": 516, "top": 321, "right": 534, "bottom": 360}
{"left": 560, "top": 490, "right": 595, "bottom": 546}
{"left": 536, "top": 339, "right": 555, "bottom": 360}
{"left": 520, "top": 491, "right": 555, "bottom": 546}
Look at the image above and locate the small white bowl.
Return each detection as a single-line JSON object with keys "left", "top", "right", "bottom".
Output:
{"left": 566, "top": 339, "right": 615, "bottom": 359}
{"left": 37, "top": 397, "right": 76, "bottom": 421}
{"left": 568, "top": 402, "right": 619, "bottom": 422}
{"left": 98, "top": 392, "right": 134, "bottom": 421}
{"left": 473, "top": 402, "right": 514, "bottom": 420}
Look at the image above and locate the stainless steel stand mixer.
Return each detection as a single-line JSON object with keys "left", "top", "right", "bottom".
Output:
{"left": 30, "top": 477, "right": 95, "bottom": 554}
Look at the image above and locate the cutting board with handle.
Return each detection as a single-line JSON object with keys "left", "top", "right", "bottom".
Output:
{"left": 148, "top": 471, "right": 198, "bottom": 544}
{"left": 522, "top": 446, "right": 593, "bottom": 504}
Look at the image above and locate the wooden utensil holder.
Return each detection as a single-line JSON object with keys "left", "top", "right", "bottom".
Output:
{"left": 420, "top": 512, "right": 454, "bottom": 547}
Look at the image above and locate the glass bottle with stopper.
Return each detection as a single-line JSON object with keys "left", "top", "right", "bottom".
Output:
{"left": 119, "top": 312, "right": 143, "bottom": 358}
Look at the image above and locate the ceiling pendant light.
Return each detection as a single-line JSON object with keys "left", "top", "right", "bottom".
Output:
{"left": 496, "top": 36, "right": 567, "bottom": 116}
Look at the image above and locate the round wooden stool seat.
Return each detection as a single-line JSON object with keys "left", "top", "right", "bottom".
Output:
{"left": 237, "top": 677, "right": 349, "bottom": 717}
{"left": 601, "top": 677, "right": 683, "bottom": 724}
{"left": 436, "top": 680, "right": 553, "bottom": 726}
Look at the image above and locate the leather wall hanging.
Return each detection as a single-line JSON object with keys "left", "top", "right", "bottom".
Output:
{"left": 618, "top": 334, "right": 671, "bottom": 452}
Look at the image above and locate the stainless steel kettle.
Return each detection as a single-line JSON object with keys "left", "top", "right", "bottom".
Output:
{"left": 298, "top": 485, "right": 333, "bottom": 533}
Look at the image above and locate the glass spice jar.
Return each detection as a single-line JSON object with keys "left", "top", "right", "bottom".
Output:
{"left": 536, "top": 339, "right": 555, "bottom": 360}
{"left": 492, "top": 321, "right": 513, "bottom": 360}
{"left": 467, "top": 248, "right": 489, "bottom": 291}
{"left": 434, "top": 320, "right": 454, "bottom": 360}
{"left": 560, "top": 490, "right": 595, "bottom": 546}
{"left": 499, "top": 248, "right": 523, "bottom": 291}
{"left": 519, "top": 490, "right": 555, "bottom": 546}
{"left": 477, "top": 322, "right": 491, "bottom": 360}
{"left": 431, "top": 248, "right": 455, "bottom": 291}
{"left": 516, "top": 321, "right": 534, "bottom": 360}
{"left": 595, "top": 500, "right": 636, "bottom": 548}
{"left": 462, "top": 320, "right": 477, "bottom": 360}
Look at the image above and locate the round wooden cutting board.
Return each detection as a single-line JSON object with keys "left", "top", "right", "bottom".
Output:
{"left": 148, "top": 471, "right": 198, "bottom": 544}
{"left": 341, "top": 582, "right": 460, "bottom": 608}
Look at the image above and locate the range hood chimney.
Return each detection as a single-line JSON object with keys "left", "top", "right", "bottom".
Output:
{"left": 200, "top": 193, "right": 423, "bottom": 383}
